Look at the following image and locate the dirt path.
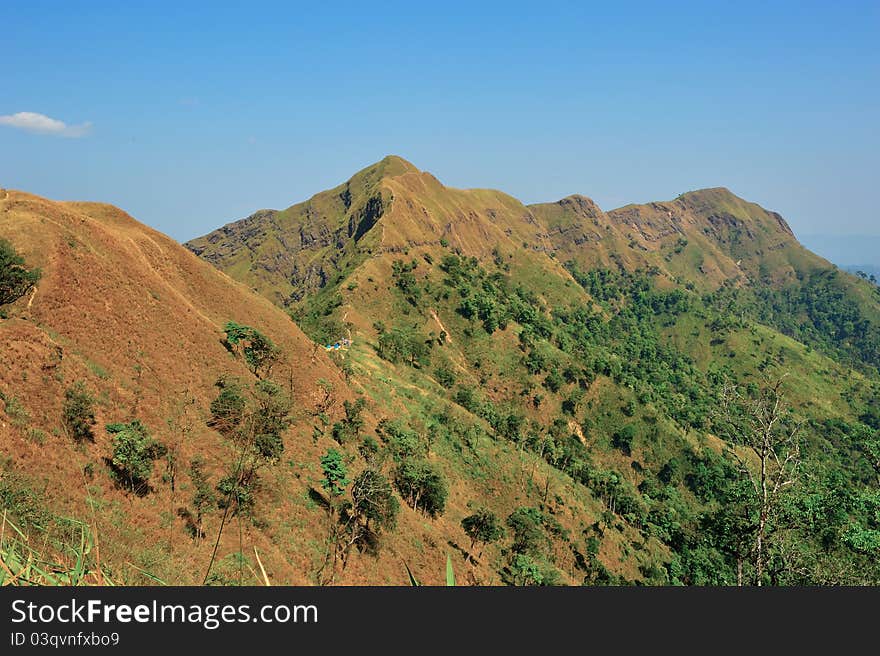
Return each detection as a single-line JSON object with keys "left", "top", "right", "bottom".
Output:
{"left": 429, "top": 309, "right": 452, "bottom": 343}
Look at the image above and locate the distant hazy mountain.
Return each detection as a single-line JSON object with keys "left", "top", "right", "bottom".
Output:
{"left": 799, "top": 234, "right": 880, "bottom": 269}
{"left": 844, "top": 264, "right": 880, "bottom": 282}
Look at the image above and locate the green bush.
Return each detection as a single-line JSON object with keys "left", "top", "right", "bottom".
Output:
{"left": 434, "top": 364, "right": 457, "bottom": 389}
{"left": 0, "top": 239, "right": 41, "bottom": 307}
{"left": 332, "top": 398, "right": 366, "bottom": 444}
{"left": 377, "top": 326, "right": 431, "bottom": 367}
{"left": 506, "top": 507, "right": 546, "bottom": 556}
{"left": 611, "top": 425, "right": 637, "bottom": 456}
{"left": 209, "top": 379, "right": 246, "bottom": 434}
{"left": 62, "top": 382, "right": 96, "bottom": 443}
{"left": 107, "top": 420, "right": 165, "bottom": 494}
{"left": 216, "top": 472, "right": 257, "bottom": 516}
{"left": 320, "top": 449, "right": 349, "bottom": 498}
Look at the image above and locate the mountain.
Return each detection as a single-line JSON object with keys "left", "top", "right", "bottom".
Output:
{"left": 532, "top": 186, "right": 824, "bottom": 288}
{"left": 1, "top": 185, "right": 622, "bottom": 585}
{"left": 187, "top": 159, "right": 834, "bottom": 297}
{"left": 184, "top": 157, "right": 880, "bottom": 585}
{"left": 4, "top": 188, "right": 505, "bottom": 585}
{"left": 3, "top": 156, "right": 879, "bottom": 587}
{"left": 188, "top": 157, "right": 880, "bottom": 373}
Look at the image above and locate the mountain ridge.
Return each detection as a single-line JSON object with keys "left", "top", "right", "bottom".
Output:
{"left": 186, "top": 156, "right": 820, "bottom": 302}
{"left": 4, "top": 160, "right": 879, "bottom": 586}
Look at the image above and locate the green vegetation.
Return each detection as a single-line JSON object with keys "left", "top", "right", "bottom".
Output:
{"left": 8, "top": 163, "right": 879, "bottom": 586}
{"left": 62, "top": 382, "right": 96, "bottom": 443}
{"left": 320, "top": 449, "right": 349, "bottom": 498}
{"left": 394, "top": 459, "right": 448, "bottom": 517}
{"left": 706, "top": 270, "right": 880, "bottom": 375}
{"left": 461, "top": 509, "right": 504, "bottom": 560}
{"left": 1, "top": 514, "right": 115, "bottom": 586}
{"left": 376, "top": 325, "right": 432, "bottom": 367}
{"left": 223, "top": 321, "right": 281, "bottom": 378}
{"left": 332, "top": 398, "right": 366, "bottom": 444}
{"left": 106, "top": 420, "right": 166, "bottom": 494}
{"left": 0, "top": 238, "right": 41, "bottom": 308}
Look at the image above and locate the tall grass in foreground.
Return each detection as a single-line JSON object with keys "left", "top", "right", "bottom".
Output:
{"left": 0, "top": 510, "right": 115, "bottom": 586}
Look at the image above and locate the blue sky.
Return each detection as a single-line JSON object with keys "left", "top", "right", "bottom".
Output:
{"left": 1, "top": 1, "right": 878, "bottom": 246}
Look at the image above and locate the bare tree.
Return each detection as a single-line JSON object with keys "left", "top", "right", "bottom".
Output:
{"left": 716, "top": 376, "right": 803, "bottom": 586}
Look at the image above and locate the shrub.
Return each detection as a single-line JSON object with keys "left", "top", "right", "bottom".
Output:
{"left": 107, "top": 421, "right": 165, "bottom": 494}
{"left": 187, "top": 457, "right": 214, "bottom": 540}
{"left": 0, "top": 239, "right": 41, "bottom": 307}
{"left": 248, "top": 380, "right": 291, "bottom": 461}
{"left": 320, "top": 449, "right": 349, "bottom": 498}
{"left": 216, "top": 472, "right": 257, "bottom": 516}
{"left": 434, "top": 364, "right": 457, "bottom": 389}
{"left": 331, "top": 398, "right": 366, "bottom": 444}
{"left": 611, "top": 425, "right": 637, "bottom": 456}
{"left": 209, "top": 379, "right": 246, "bottom": 434}
{"left": 509, "top": 553, "right": 544, "bottom": 586}
{"left": 377, "top": 326, "right": 431, "bottom": 367}
{"left": 378, "top": 419, "right": 426, "bottom": 462}
{"left": 62, "top": 382, "right": 96, "bottom": 443}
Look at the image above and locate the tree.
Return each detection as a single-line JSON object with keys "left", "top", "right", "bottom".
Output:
{"left": 0, "top": 239, "right": 41, "bottom": 307}
{"left": 243, "top": 330, "right": 281, "bottom": 378}
{"left": 62, "top": 382, "right": 96, "bottom": 443}
{"left": 107, "top": 420, "right": 165, "bottom": 494}
{"left": 320, "top": 449, "right": 349, "bottom": 499}
{"left": 715, "top": 377, "right": 802, "bottom": 585}
{"left": 611, "top": 424, "right": 637, "bottom": 456}
{"left": 391, "top": 259, "right": 421, "bottom": 306}
{"left": 509, "top": 554, "right": 544, "bottom": 586}
{"left": 332, "top": 398, "right": 366, "bottom": 444}
{"left": 216, "top": 471, "right": 257, "bottom": 516}
{"left": 248, "top": 380, "right": 291, "bottom": 461}
{"left": 349, "top": 469, "right": 399, "bottom": 534}
{"left": 434, "top": 363, "right": 456, "bottom": 389}
{"left": 188, "top": 457, "right": 215, "bottom": 542}
{"left": 210, "top": 378, "right": 290, "bottom": 460}
{"left": 860, "top": 429, "right": 880, "bottom": 486}
{"left": 461, "top": 508, "right": 503, "bottom": 561}
{"left": 394, "top": 459, "right": 448, "bottom": 517}
{"left": 223, "top": 321, "right": 281, "bottom": 378}
{"left": 506, "top": 507, "right": 546, "bottom": 556}
{"left": 377, "top": 326, "right": 431, "bottom": 368}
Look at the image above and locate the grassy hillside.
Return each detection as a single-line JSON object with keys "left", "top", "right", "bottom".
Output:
{"left": 184, "top": 158, "right": 880, "bottom": 585}
{"left": 3, "top": 186, "right": 664, "bottom": 586}
{"left": 4, "top": 154, "right": 879, "bottom": 586}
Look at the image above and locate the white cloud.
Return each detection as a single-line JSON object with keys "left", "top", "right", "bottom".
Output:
{"left": 0, "top": 111, "right": 92, "bottom": 137}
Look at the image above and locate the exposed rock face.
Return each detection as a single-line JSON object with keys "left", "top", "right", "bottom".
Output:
{"left": 187, "top": 158, "right": 821, "bottom": 304}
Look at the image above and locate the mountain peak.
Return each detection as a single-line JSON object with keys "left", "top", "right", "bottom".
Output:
{"left": 368, "top": 154, "right": 420, "bottom": 178}
{"left": 673, "top": 187, "right": 795, "bottom": 237}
